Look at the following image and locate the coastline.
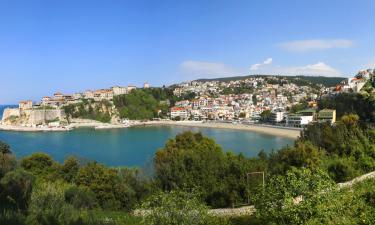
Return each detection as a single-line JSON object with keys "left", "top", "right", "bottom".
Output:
{"left": 0, "top": 120, "right": 301, "bottom": 139}
{"left": 140, "top": 121, "right": 301, "bottom": 139}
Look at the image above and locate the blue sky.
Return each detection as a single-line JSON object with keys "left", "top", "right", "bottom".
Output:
{"left": 0, "top": 0, "right": 374, "bottom": 104}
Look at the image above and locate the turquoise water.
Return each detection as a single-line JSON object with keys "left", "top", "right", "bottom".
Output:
{"left": 0, "top": 105, "right": 294, "bottom": 167}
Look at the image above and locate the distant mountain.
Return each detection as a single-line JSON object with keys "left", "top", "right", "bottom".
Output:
{"left": 195, "top": 75, "right": 346, "bottom": 87}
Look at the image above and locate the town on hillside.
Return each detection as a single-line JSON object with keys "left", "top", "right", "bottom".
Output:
{"left": 1, "top": 69, "right": 375, "bottom": 129}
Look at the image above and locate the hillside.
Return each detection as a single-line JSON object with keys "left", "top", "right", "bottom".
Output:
{"left": 195, "top": 74, "right": 346, "bottom": 87}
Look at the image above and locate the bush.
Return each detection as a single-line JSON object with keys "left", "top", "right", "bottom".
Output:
{"left": 0, "top": 169, "right": 35, "bottom": 211}
{"left": 0, "top": 210, "right": 26, "bottom": 225}
{"left": 140, "top": 190, "right": 221, "bottom": 225}
{"left": 21, "top": 153, "right": 57, "bottom": 177}
{"left": 65, "top": 186, "right": 97, "bottom": 209}
{"left": 61, "top": 156, "right": 80, "bottom": 182}
{"left": 327, "top": 157, "right": 361, "bottom": 182}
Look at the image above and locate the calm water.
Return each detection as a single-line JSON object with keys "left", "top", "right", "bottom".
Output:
{"left": 0, "top": 105, "right": 294, "bottom": 167}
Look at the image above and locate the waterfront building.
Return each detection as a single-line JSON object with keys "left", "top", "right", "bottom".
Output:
{"left": 170, "top": 107, "right": 189, "bottom": 120}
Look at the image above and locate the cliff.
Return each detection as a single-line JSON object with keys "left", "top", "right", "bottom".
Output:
{"left": 1, "top": 108, "right": 67, "bottom": 125}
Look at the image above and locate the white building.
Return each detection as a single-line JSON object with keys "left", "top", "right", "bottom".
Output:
{"left": 112, "top": 86, "right": 128, "bottom": 96}
{"left": 170, "top": 107, "right": 189, "bottom": 120}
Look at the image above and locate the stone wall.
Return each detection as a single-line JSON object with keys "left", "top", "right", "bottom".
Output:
{"left": 24, "top": 109, "right": 66, "bottom": 125}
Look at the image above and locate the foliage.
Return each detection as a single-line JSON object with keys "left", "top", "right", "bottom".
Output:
{"left": 0, "top": 140, "right": 11, "bottom": 154}
{"left": 254, "top": 168, "right": 335, "bottom": 224}
{"left": 318, "top": 92, "right": 375, "bottom": 122}
{"left": 289, "top": 101, "right": 308, "bottom": 113}
{"left": 0, "top": 150, "right": 16, "bottom": 179}
{"left": 63, "top": 100, "right": 112, "bottom": 123}
{"left": 260, "top": 110, "right": 271, "bottom": 122}
{"left": 0, "top": 169, "right": 35, "bottom": 211}
{"left": 64, "top": 185, "right": 97, "bottom": 210}
{"left": 269, "top": 141, "right": 323, "bottom": 174}
{"left": 140, "top": 190, "right": 220, "bottom": 225}
{"left": 21, "top": 152, "right": 58, "bottom": 178}
{"left": 60, "top": 156, "right": 80, "bottom": 182}
{"left": 154, "top": 131, "right": 267, "bottom": 208}
{"left": 75, "top": 162, "right": 120, "bottom": 209}
{"left": 114, "top": 89, "right": 162, "bottom": 120}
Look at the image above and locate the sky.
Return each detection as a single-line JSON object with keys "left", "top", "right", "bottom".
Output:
{"left": 0, "top": 0, "right": 374, "bottom": 104}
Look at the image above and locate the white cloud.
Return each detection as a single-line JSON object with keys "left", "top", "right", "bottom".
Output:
{"left": 250, "top": 58, "right": 273, "bottom": 71}
{"left": 278, "top": 62, "right": 342, "bottom": 76}
{"left": 180, "top": 60, "right": 237, "bottom": 78}
{"left": 278, "top": 39, "right": 353, "bottom": 52}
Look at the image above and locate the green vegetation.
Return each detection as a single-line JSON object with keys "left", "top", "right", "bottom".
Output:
{"left": 63, "top": 99, "right": 112, "bottom": 123}
{"left": 113, "top": 88, "right": 196, "bottom": 120}
{"left": 318, "top": 92, "right": 375, "bottom": 122}
{"left": 114, "top": 89, "right": 165, "bottom": 120}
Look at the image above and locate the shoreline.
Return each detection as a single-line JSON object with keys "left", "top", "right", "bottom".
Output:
{"left": 141, "top": 121, "right": 301, "bottom": 139}
{"left": 0, "top": 121, "right": 301, "bottom": 139}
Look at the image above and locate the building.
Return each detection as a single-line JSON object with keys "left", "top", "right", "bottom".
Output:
{"left": 144, "top": 82, "right": 150, "bottom": 88}
{"left": 112, "top": 86, "right": 128, "bottom": 96}
{"left": 54, "top": 92, "right": 64, "bottom": 100}
{"left": 19, "top": 100, "right": 33, "bottom": 110}
{"left": 170, "top": 107, "right": 189, "bottom": 120}
{"left": 286, "top": 109, "right": 315, "bottom": 127}
{"left": 318, "top": 109, "right": 336, "bottom": 124}
{"left": 270, "top": 110, "right": 285, "bottom": 123}
{"left": 41, "top": 97, "right": 51, "bottom": 106}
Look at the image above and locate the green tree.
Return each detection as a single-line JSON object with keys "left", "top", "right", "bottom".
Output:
{"left": 260, "top": 110, "right": 271, "bottom": 122}
{"left": 75, "top": 162, "right": 120, "bottom": 209}
{"left": 0, "top": 169, "right": 35, "bottom": 211}
{"left": 21, "top": 153, "right": 57, "bottom": 177}
{"left": 254, "top": 168, "right": 334, "bottom": 224}
{"left": 60, "top": 156, "right": 80, "bottom": 182}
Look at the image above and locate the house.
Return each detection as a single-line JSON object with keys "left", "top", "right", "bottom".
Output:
{"left": 19, "top": 100, "right": 33, "bottom": 110}
{"left": 318, "top": 109, "right": 336, "bottom": 124}
{"left": 170, "top": 107, "right": 189, "bottom": 120}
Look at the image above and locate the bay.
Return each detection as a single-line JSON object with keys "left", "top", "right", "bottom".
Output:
{"left": 0, "top": 105, "right": 294, "bottom": 167}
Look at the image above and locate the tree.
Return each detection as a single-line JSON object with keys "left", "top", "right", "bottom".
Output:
{"left": 154, "top": 132, "right": 227, "bottom": 207}
{"left": 20, "top": 153, "right": 57, "bottom": 177}
{"left": 254, "top": 168, "right": 334, "bottom": 224}
{"left": 60, "top": 156, "right": 80, "bottom": 182}
{"left": 0, "top": 140, "right": 11, "bottom": 154}
{"left": 75, "top": 162, "right": 120, "bottom": 209}
{"left": 0, "top": 169, "right": 35, "bottom": 211}
{"left": 113, "top": 89, "right": 160, "bottom": 120}
{"left": 260, "top": 110, "right": 271, "bottom": 123}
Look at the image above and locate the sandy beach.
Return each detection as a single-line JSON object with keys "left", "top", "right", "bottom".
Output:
{"left": 140, "top": 121, "right": 301, "bottom": 139}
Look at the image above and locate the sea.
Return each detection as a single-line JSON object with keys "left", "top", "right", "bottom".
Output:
{"left": 0, "top": 105, "right": 294, "bottom": 167}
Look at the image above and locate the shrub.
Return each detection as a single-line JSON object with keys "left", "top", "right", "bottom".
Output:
{"left": 65, "top": 186, "right": 97, "bottom": 209}
{"left": 0, "top": 169, "right": 35, "bottom": 211}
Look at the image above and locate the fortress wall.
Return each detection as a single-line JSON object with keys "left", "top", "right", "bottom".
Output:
{"left": 2, "top": 108, "right": 20, "bottom": 121}
{"left": 25, "top": 109, "right": 66, "bottom": 125}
